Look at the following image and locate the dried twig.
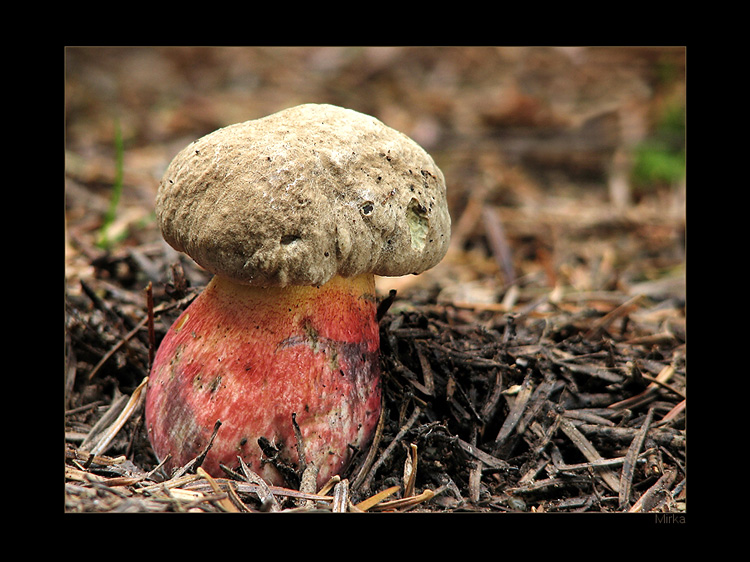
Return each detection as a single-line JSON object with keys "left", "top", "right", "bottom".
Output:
{"left": 298, "top": 464, "right": 319, "bottom": 508}
{"left": 628, "top": 469, "right": 678, "bottom": 512}
{"left": 80, "top": 377, "right": 148, "bottom": 456}
{"left": 87, "top": 291, "right": 199, "bottom": 381}
{"left": 494, "top": 374, "right": 533, "bottom": 451}
{"left": 609, "top": 364, "right": 677, "bottom": 410}
{"left": 619, "top": 408, "right": 654, "bottom": 509}
{"left": 455, "top": 438, "right": 510, "bottom": 471}
{"left": 482, "top": 206, "right": 515, "bottom": 283}
{"left": 237, "top": 456, "right": 281, "bottom": 512}
{"left": 87, "top": 320, "right": 149, "bottom": 381}
{"left": 351, "top": 399, "right": 387, "bottom": 491}
{"left": 145, "top": 282, "right": 155, "bottom": 369}
{"left": 361, "top": 406, "right": 421, "bottom": 492}
{"left": 558, "top": 417, "right": 621, "bottom": 493}
{"left": 171, "top": 420, "right": 222, "bottom": 479}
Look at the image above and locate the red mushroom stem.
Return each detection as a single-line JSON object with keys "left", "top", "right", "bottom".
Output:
{"left": 145, "top": 273, "right": 382, "bottom": 487}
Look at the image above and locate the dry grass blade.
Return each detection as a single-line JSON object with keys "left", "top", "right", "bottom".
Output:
{"left": 354, "top": 485, "right": 400, "bottom": 512}
{"left": 66, "top": 447, "right": 128, "bottom": 468}
{"left": 583, "top": 294, "right": 642, "bottom": 339}
{"left": 555, "top": 453, "right": 644, "bottom": 472}
{"left": 369, "top": 489, "right": 436, "bottom": 512}
{"left": 403, "top": 443, "right": 418, "bottom": 498}
{"left": 317, "top": 475, "right": 341, "bottom": 496}
{"left": 609, "top": 364, "right": 677, "bottom": 410}
{"left": 197, "top": 467, "right": 241, "bottom": 512}
{"left": 65, "top": 465, "right": 145, "bottom": 488}
{"left": 659, "top": 399, "right": 686, "bottom": 424}
{"left": 225, "top": 481, "right": 251, "bottom": 512}
{"left": 87, "top": 319, "right": 148, "bottom": 381}
{"left": 351, "top": 398, "right": 386, "bottom": 491}
{"left": 80, "top": 377, "right": 148, "bottom": 456}
{"left": 237, "top": 456, "right": 281, "bottom": 512}
{"left": 354, "top": 438, "right": 435, "bottom": 512}
{"left": 332, "top": 479, "right": 349, "bottom": 512}
{"left": 180, "top": 479, "right": 334, "bottom": 506}
{"left": 137, "top": 472, "right": 201, "bottom": 495}
{"left": 361, "top": 406, "right": 421, "bottom": 492}
{"left": 163, "top": 486, "right": 205, "bottom": 504}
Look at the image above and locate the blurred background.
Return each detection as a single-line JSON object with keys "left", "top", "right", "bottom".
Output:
{"left": 64, "top": 46, "right": 686, "bottom": 307}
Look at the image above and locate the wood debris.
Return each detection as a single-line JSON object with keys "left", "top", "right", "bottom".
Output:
{"left": 66, "top": 271, "right": 686, "bottom": 512}
{"left": 65, "top": 47, "right": 685, "bottom": 514}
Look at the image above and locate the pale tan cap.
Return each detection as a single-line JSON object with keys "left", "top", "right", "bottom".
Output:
{"left": 156, "top": 103, "right": 451, "bottom": 287}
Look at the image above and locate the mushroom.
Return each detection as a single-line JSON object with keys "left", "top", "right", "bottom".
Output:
{"left": 145, "top": 103, "right": 451, "bottom": 487}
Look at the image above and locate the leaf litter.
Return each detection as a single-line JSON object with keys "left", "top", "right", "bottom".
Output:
{"left": 65, "top": 208, "right": 686, "bottom": 513}
{"left": 65, "top": 47, "right": 685, "bottom": 514}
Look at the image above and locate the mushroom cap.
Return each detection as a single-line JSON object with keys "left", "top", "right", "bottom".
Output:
{"left": 156, "top": 103, "right": 451, "bottom": 287}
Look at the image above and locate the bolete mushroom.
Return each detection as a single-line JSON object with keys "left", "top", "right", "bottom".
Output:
{"left": 145, "top": 103, "right": 450, "bottom": 488}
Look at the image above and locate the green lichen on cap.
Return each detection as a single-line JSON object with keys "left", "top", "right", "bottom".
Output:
{"left": 407, "top": 198, "right": 429, "bottom": 252}
{"left": 156, "top": 104, "right": 451, "bottom": 287}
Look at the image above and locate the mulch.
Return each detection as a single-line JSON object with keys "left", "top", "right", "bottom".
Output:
{"left": 64, "top": 47, "right": 685, "bottom": 514}
{"left": 64, "top": 227, "right": 685, "bottom": 513}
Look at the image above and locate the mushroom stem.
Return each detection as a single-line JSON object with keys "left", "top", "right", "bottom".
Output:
{"left": 145, "top": 273, "right": 382, "bottom": 487}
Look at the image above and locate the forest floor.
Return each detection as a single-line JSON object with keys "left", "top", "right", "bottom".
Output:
{"left": 64, "top": 47, "right": 686, "bottom": 514}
